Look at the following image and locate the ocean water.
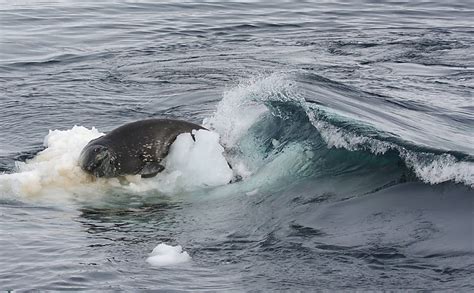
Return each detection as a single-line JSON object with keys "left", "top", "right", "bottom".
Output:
{"left": 1, "top": 0, "right": 473, "bottom": 291}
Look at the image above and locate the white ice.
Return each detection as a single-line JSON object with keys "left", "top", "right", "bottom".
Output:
{"left": 146, "top": 243, "right": 191, "bottom": 267}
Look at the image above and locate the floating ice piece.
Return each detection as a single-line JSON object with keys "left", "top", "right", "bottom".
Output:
{"left": 146, "top": 243, "right": 191, "bottom": 267}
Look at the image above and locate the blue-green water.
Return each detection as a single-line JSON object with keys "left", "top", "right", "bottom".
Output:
{"left": 1, "top": 1, "right": 473, "bottom": 291}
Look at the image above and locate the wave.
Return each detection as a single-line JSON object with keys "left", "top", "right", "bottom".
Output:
{"left": 205, "top": 73, "right": 473, "bottom": 188}
{"left": 1, "top": 72, "right": 472, "bottom": 203}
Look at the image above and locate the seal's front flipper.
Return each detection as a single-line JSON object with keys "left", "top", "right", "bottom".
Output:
{"left": 140, "top": 162, "right": 165, "bottom": 178}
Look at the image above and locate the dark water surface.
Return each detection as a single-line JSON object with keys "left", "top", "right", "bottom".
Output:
{"left": 1, "top": 0, "right": 473, "bottom": 291}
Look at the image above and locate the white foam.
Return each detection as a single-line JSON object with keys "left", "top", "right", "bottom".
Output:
{"left": 146, "top": 243, "right": 191, "bottom": 267}
{"left": 401, "top": 151, "right": 474, "bottom": 186}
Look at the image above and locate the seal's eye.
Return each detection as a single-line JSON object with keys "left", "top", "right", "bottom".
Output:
{"left": 95, "top": 147, "right": 109, "bottom": 162}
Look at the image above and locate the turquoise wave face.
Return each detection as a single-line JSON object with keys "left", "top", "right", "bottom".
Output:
{"left": 207, "top": 73, "right": 473, "bottom": 189}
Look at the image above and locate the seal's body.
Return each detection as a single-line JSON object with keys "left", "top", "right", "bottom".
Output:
{"left": 79, "top": 119, "right": 205, "bottom": 178}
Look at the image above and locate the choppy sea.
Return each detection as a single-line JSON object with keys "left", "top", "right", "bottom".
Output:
{"left": 1, "top": 0, "right": 473, "bottom": 291}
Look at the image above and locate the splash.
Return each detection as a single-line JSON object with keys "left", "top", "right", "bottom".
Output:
{"left": 203, "top": 73, "right": 299, "bottom": 181}
{"left": 203, "top": 73, "right": 291, "bottom": 147}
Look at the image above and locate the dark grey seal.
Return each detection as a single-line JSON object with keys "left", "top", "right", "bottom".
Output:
{"left": 79, "top": 118, "right": 205, "bottom": 178}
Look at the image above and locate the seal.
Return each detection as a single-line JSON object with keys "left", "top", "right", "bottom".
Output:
{"left": 79, "top": 118, "right": 205, "bottom": 178}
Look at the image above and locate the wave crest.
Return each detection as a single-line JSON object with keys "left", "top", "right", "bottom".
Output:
{"left": 206, "top": 73, "right": 474, "bottom": 187}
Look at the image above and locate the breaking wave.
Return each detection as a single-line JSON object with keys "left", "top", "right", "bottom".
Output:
{"left": 1, "top": 72, "right": 472, "bottom": 204}
{"left": 206, "top": 73, "right": 473, "bottom": 188}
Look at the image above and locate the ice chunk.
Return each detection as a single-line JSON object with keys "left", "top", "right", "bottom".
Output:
{"left": 146, "top": 243, "right": 191, "bottom": 267}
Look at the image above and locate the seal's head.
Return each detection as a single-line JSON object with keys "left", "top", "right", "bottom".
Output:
{"left": 79, "top": 141, "right": 116, "bottom": 178}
